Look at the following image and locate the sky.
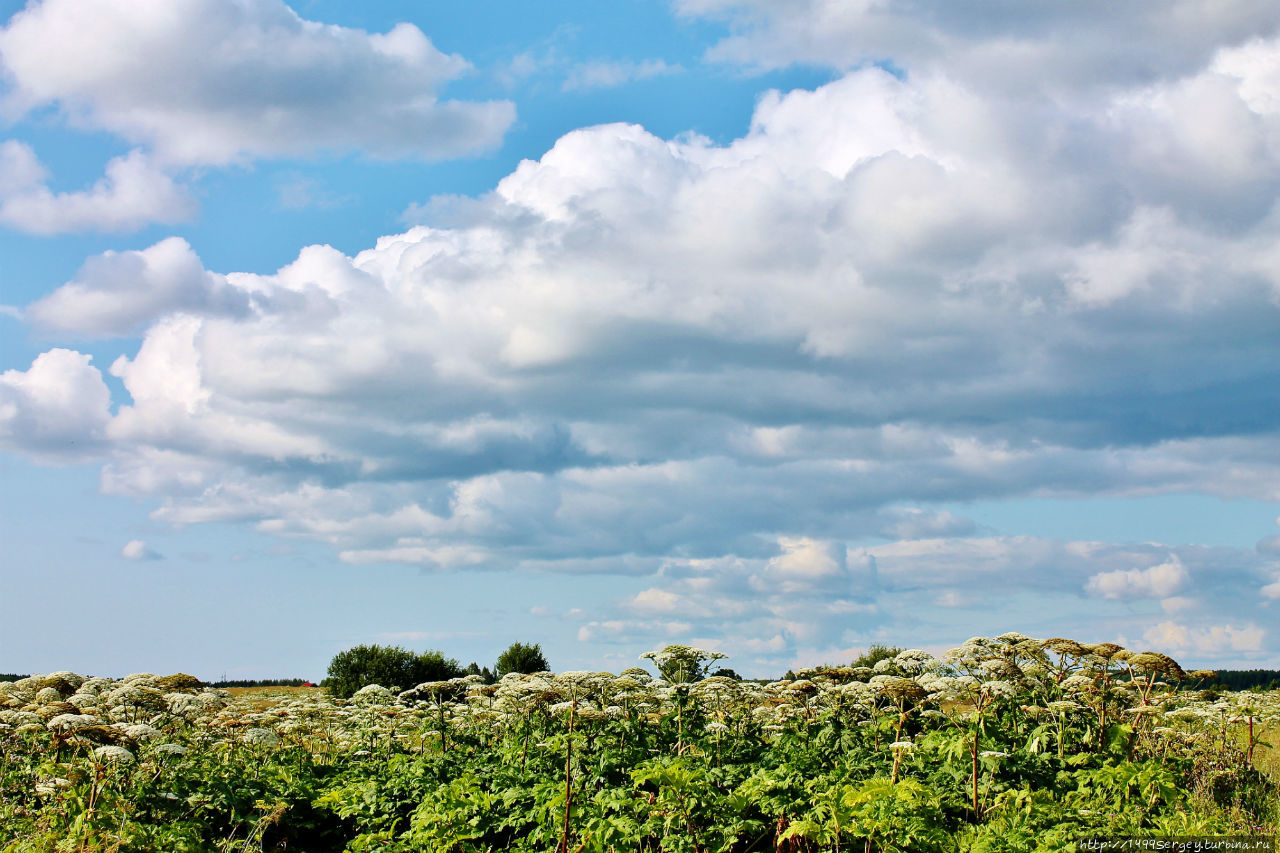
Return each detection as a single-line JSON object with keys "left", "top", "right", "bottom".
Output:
{"left": 2, "top": 0, "right": 1280, "bottom": 681}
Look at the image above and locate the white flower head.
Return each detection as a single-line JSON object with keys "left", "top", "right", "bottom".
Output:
{"left": 34, "top": 777, "right": 73, "bottom": 796}
{"left": 92, "top": 745, "right": 135, "bottom": 765}
{"left": 241, "top": 727, "right": 280, "bottom": 747}
{"left": 351, "top": 684, "right": 395, "bottom": 704}
{"left": 47, "top": 713, "right": 97, "bottom": 732}
{"left": 124, "top": 724, "right": 161, "bottom": 742}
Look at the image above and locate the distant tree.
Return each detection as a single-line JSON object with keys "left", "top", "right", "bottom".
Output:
{"left": 324, "top": 645, "right": 462, "bottom": 699}
{"left": 495, "top": 642, "right": 549, "bottom": 677}
{"left": 710, "top": 667, "right": 742, "bottom": 681}
{"left": 852, "top": 644, "right": 903, "bottom": 670}
{"left": 642, "top": 645, "right": 727, "bottom": 684}
{"left": 465, "top": 662, "right": 497, "bottom": 684}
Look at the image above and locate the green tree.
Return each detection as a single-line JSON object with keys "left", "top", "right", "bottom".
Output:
{"left": 324, "top": 644, "right": 462, "bottom": 699}
{"left": 465, "top": 662, "right": 496, "bottom": 684}
{"left": 852, "top": 643, "right": 903, "bottom": 670}
{"left": 495, "top": 641, "right": 549, "bottom": 677}
{"left": 641, "top": 644, "right": 726, "bottom": 684}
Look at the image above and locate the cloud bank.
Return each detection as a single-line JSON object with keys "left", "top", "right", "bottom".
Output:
{"left": 5, "top": 3, "right": 1280, "bottom": 667}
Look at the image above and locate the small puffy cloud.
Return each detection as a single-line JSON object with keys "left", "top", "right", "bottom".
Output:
{"left": 563, "top": 59, "right": 681, "bottom": 91}
{"left": 1143, "top": 620, "right": 1265, "bottom": 655}
{"left": 626, "top": 587, "right": 684, "bottom": 615}
{"left": 577, "top": 619, "right": 692, "bottom": 644}
{"left": 0, "top": 141, "right": 194, "bottom": 234}
{"left": 1262, "top": 578, "right": 1280, "bottom": 600}
{"left": 0, "top": 349, "right": 111, "bottom": 460}
{"left": 1160, "top": 596, "right": 1197, "bottom": 615}
{"left": 28, "top": 237, "right": 248, "bottom": 336}
{"left": 0, "top": 0, "right": 514, "bottom": 165}
{"left": 121, "top": 539, "right": 161, "bottom": 560}
{"left": 761, "top": 537, "right": 846, "bottom": 591}
{"left": 1086, "top": 556, "right": 1189, "bottom": 600}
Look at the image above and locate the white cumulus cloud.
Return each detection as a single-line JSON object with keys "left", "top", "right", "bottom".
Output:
{"left": 1143, "top": 620, "right": 1265, "bottom": 655}
{"left": 0, "top": 0, "right": 515, "bottom": 165}
{"left": 0, "top": 141, "right": 194, "bottom": 234}
{"left": 28, "top": 237, "right": 248, "bottom": 336}
{"left": 1086, "top": 557, "right": 1189, "bottom": 600}
{"left": 0, "top": 349, "right": 111, "bottom": 461}
{"left": 121, "top": 539, "right": 161, "bottom": 560}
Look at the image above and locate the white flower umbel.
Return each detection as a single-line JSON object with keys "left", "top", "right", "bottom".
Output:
{"left": 124, "top": 724, "right": 161, "bottom": 742}
{"left": 241, "top": 727, "right": 280, "bottom": 747}
{"left": 34, "top": 777, "right": 72, "bottom": 797}
{"left": 92, "top": 745, "right": 135, "bottom": 765}
{"left": 351, "top": 684, "right": 396, "bottom": 704}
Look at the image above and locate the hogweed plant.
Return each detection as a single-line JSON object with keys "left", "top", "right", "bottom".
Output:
{"left": 1, "top": 636, "right": 1277, "bottom": 851}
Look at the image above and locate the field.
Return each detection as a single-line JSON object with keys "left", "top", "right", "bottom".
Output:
{"left": 1, "top": 635, "right": 1277, "bottom": 852}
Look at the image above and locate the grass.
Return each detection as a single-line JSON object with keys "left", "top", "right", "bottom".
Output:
{"left": 223, "top": 684, "right": 326, "bottom": 710}
{"left": 222, "top": 685, "right": 325, "bottom": 696}
{"left": 1255, "top": 723, "right": 1280, "bottom": 783}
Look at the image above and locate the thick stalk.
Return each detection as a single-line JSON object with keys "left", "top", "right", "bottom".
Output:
{"left": 971, "top": 730, "right": 979, "bottom": 822}
{"left": 437, "top": 701, "right": 447, "bottom": 755}
{"left": 558, "top": 704, "right": 575, "bottom": 853}
{"left": 1098, "top": 670, "right": 1109, "bottom": 751}
{"left": 676, "top": 790, "right": 704, "bottom": 853}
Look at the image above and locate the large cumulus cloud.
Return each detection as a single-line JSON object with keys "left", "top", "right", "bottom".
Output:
{"left": 6, "top": 9, "right": 1280, "bottom": 668}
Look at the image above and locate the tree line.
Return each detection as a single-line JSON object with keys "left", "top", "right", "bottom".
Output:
{"left": 1203, "top": 669, "right": 1280, "bottom": 692}
{"left": 323, "top": 641, "right": 552, "bottom": 699}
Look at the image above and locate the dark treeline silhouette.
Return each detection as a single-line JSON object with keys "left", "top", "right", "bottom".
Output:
{"left": 1203, "top": 669, "right": 1280, "bottom": 692}
{"left": 3, "top": 674, "right": 319, "bottom": 688}
{"left": 209, "top": 678, "right": 312, "bottom": 688}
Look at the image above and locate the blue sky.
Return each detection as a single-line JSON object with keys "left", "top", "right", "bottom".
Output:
{"left": 2, "top": 0, "right": 1280, "bottom": 680}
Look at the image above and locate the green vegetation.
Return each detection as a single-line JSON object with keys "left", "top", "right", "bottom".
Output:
{"left": 323, "top": 644, "right": 462, "bottom": 699}
{"left": 464, "top": 662, "right": 497, "bottom": 684}
{"left": 852, "top": 644, "right": 904, "bottom": 670}
{"left": 495, "top": 641, "right": 550, "bottom": 677}
{"left": 1203, "top": 669, "right": 1280, "bottom": 692}
{"left": 209, "top": 678, "right": 309, "bottom": 689}
{"left": 1, "top": 636, "right": 1277, "bottom": 851}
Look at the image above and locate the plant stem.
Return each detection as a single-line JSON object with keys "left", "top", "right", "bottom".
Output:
{"left": 971, "top": 730, "right": 979, "bottom": 822}
{"left": 558, "top": 703, "right": 575, "bottom": 853}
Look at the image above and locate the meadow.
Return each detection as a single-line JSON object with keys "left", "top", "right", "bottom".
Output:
{"left": 1, "top": 634, "right": 1276, "bottom": 852}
